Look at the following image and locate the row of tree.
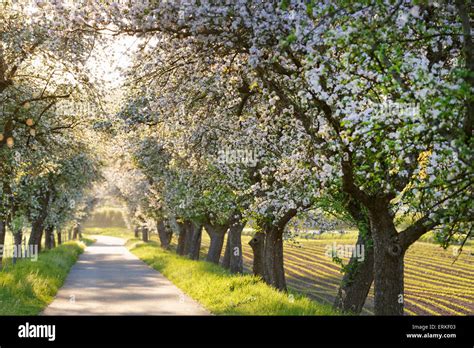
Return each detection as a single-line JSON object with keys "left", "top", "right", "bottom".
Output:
{"left": 0, "top": 2, "right": 102, "bottom": 267}
{"left": 2, "top": 1, "right": 471, "bottom": 316}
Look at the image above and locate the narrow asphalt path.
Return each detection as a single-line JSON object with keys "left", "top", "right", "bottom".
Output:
{"left": 42, "top": 235, "right": 209, "bottom": 315}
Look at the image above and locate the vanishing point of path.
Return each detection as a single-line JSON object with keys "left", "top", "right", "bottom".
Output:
{"left": 42, "top": 236, "right": 209, "bottom": 315}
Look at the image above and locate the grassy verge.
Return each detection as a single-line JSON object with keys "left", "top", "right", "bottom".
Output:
{"left": 129, "top": 240, "right": 337, "bottom": 315}
{"left": 0, "top": 240, "right": 87, "bottom": 315}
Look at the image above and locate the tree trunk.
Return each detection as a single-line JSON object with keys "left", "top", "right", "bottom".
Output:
{"left": 263, "top": 225, "right": 287, "bottom": 291}
{"left": 183, "top": 220, "right": 194, "bottom": 255}
{"left": 134, "top": 226, "right": 139, "bottom": 238}
{"left": 249, "top": 232, "right": 265, "bottom": 278}
{"left": 29, "top": 217, "right": 46, "bottom": 253}
{"left": 156, "top": 220, "right": 172, "bottom": 249}
{"left": 222, "top": 236, "right": 231, "bottom": 269}
{"left": 13, "top": 230, "right": 22, "bottom": 247}
{"left": 176, "top": 222, "right": 187, "bottom": 256}
{"left": 334, "top": 201, "right": 374, "bottom": 314}
{"left": 12, "top": 230, "right": 23, "bottom": 265}
{"left": 204, "top": 223, "right": 227, "bottom": 264}
{"left": 57, "top": 229, "right": 62, "bottom": 245}
{"left": 333, "top": 231, "right": 374, "bottom": 314}
{"left": 44, "top": 226, "right": 54, "bottom": 250}
{"left": 187, "top": 223, "right": 202, "bottom": 260}
{"left": 141, "top": 226, "right": 149, "bottom": 242}
{"left": 78, "top": 224, "right": 83, "bottom": 239}
{"left": 258, "top": 209, "right": 297, "bottom": 292}
{"left": 51, "top": 229, "right": 56, "bottom": 248}
{"left": 370, "top": 209, "right": 405, "bottom": 315}
{"left": 29, "top": 191, "right": 50, "bottom": 252}
{"left": 0, "top": 220, "right": 6, "bottom": 268}
{"left": 227, "top": 221, "right": 245, "bottom": 273}
{"left": 72, "top": 225, "right": 79, "bottom": 240}
{"left": 37, "top": 228, "right": 44, "bottom": 253}
{"left": 44, "top": 227, "right": 51, "bottom": 250}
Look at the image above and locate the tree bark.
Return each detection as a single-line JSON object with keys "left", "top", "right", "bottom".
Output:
{"left": 0, "top": 220, "right": 6, "bottom": 268}
{"left": 176, "top": 222, "right": 188, "bottom": 256}
{"left": 51, "top": 229, "right": 56, "bottom": 248}
{"left": 72, "top": 225, "right": 80, "bottom": 240}
{"left": 333, "top": 230, "right": 374, "bottom": 314}
{"left": 183, "top": 220, "right": 194, "bottom": 255}
{"left": 227, "top": 221, "right": 245, "bottom": 273}
{"left": 28, "top": 190, "right": 50, "bottom": 251}
{"left": 249, "top": 232, "right": 265, "bottom": 278}
{"left": 78, "top": 224, "right": 83, "bottom": 239}
{"left": 334, "top": 201, "right": 374, "bottom": 314}
{"left": 12, "top": 230, "right": 23, "bottom": 265}
{"left": 370, "top": 208, "right": 405, "bottom": 316}
{"left": 204, "top": 223, "right": 228, "bottom": 264}
{"left": 187, "top": 223, "right": 202, "bottom": 260}
{"left": 44, "top": 226, "right": 54, "bottom": 250}
{"left": 142, "top": 226, "right": 149, "bottom": 242}
{"left": 222, "top": 235, "right": 231, "bottom": 269}
{"left": 14, "top": 230, "right": 22, "bottom": 249}
{"left": 57, "top": 229, "right": 62, "bottom": 245}
{"left": 156, "top": 220, "right": 172, "bottom": 249}
{"left": 258, "top": 209, "right": 297, "bottom": 292}
{"left": 29, "top": 216, "right": 46, "bottom": 253}
{"left": 262, "top": 225, "right": 287, "bottom": 291}
{"left": 134, "top": 226, "right": 139, "bottom": 238}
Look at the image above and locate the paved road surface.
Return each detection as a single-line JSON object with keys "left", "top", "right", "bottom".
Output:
{"left": 42, "top": 235, "right": 209, "bottom": 315}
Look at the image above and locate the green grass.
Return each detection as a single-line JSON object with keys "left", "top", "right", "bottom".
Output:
{"left": 83, "top": 227, "right": 132, "bottom": 239}
{"left": 80, "top": 237, "right": 96, "bottom": 246}
{"left": 0, "top": 241, "right": 86, "bottom": 315}
{"left": 129, "top": 240, "right": 338, "bottom": 315}
{"left": 83, "top": 206, "right": 128, "bottom": 229}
